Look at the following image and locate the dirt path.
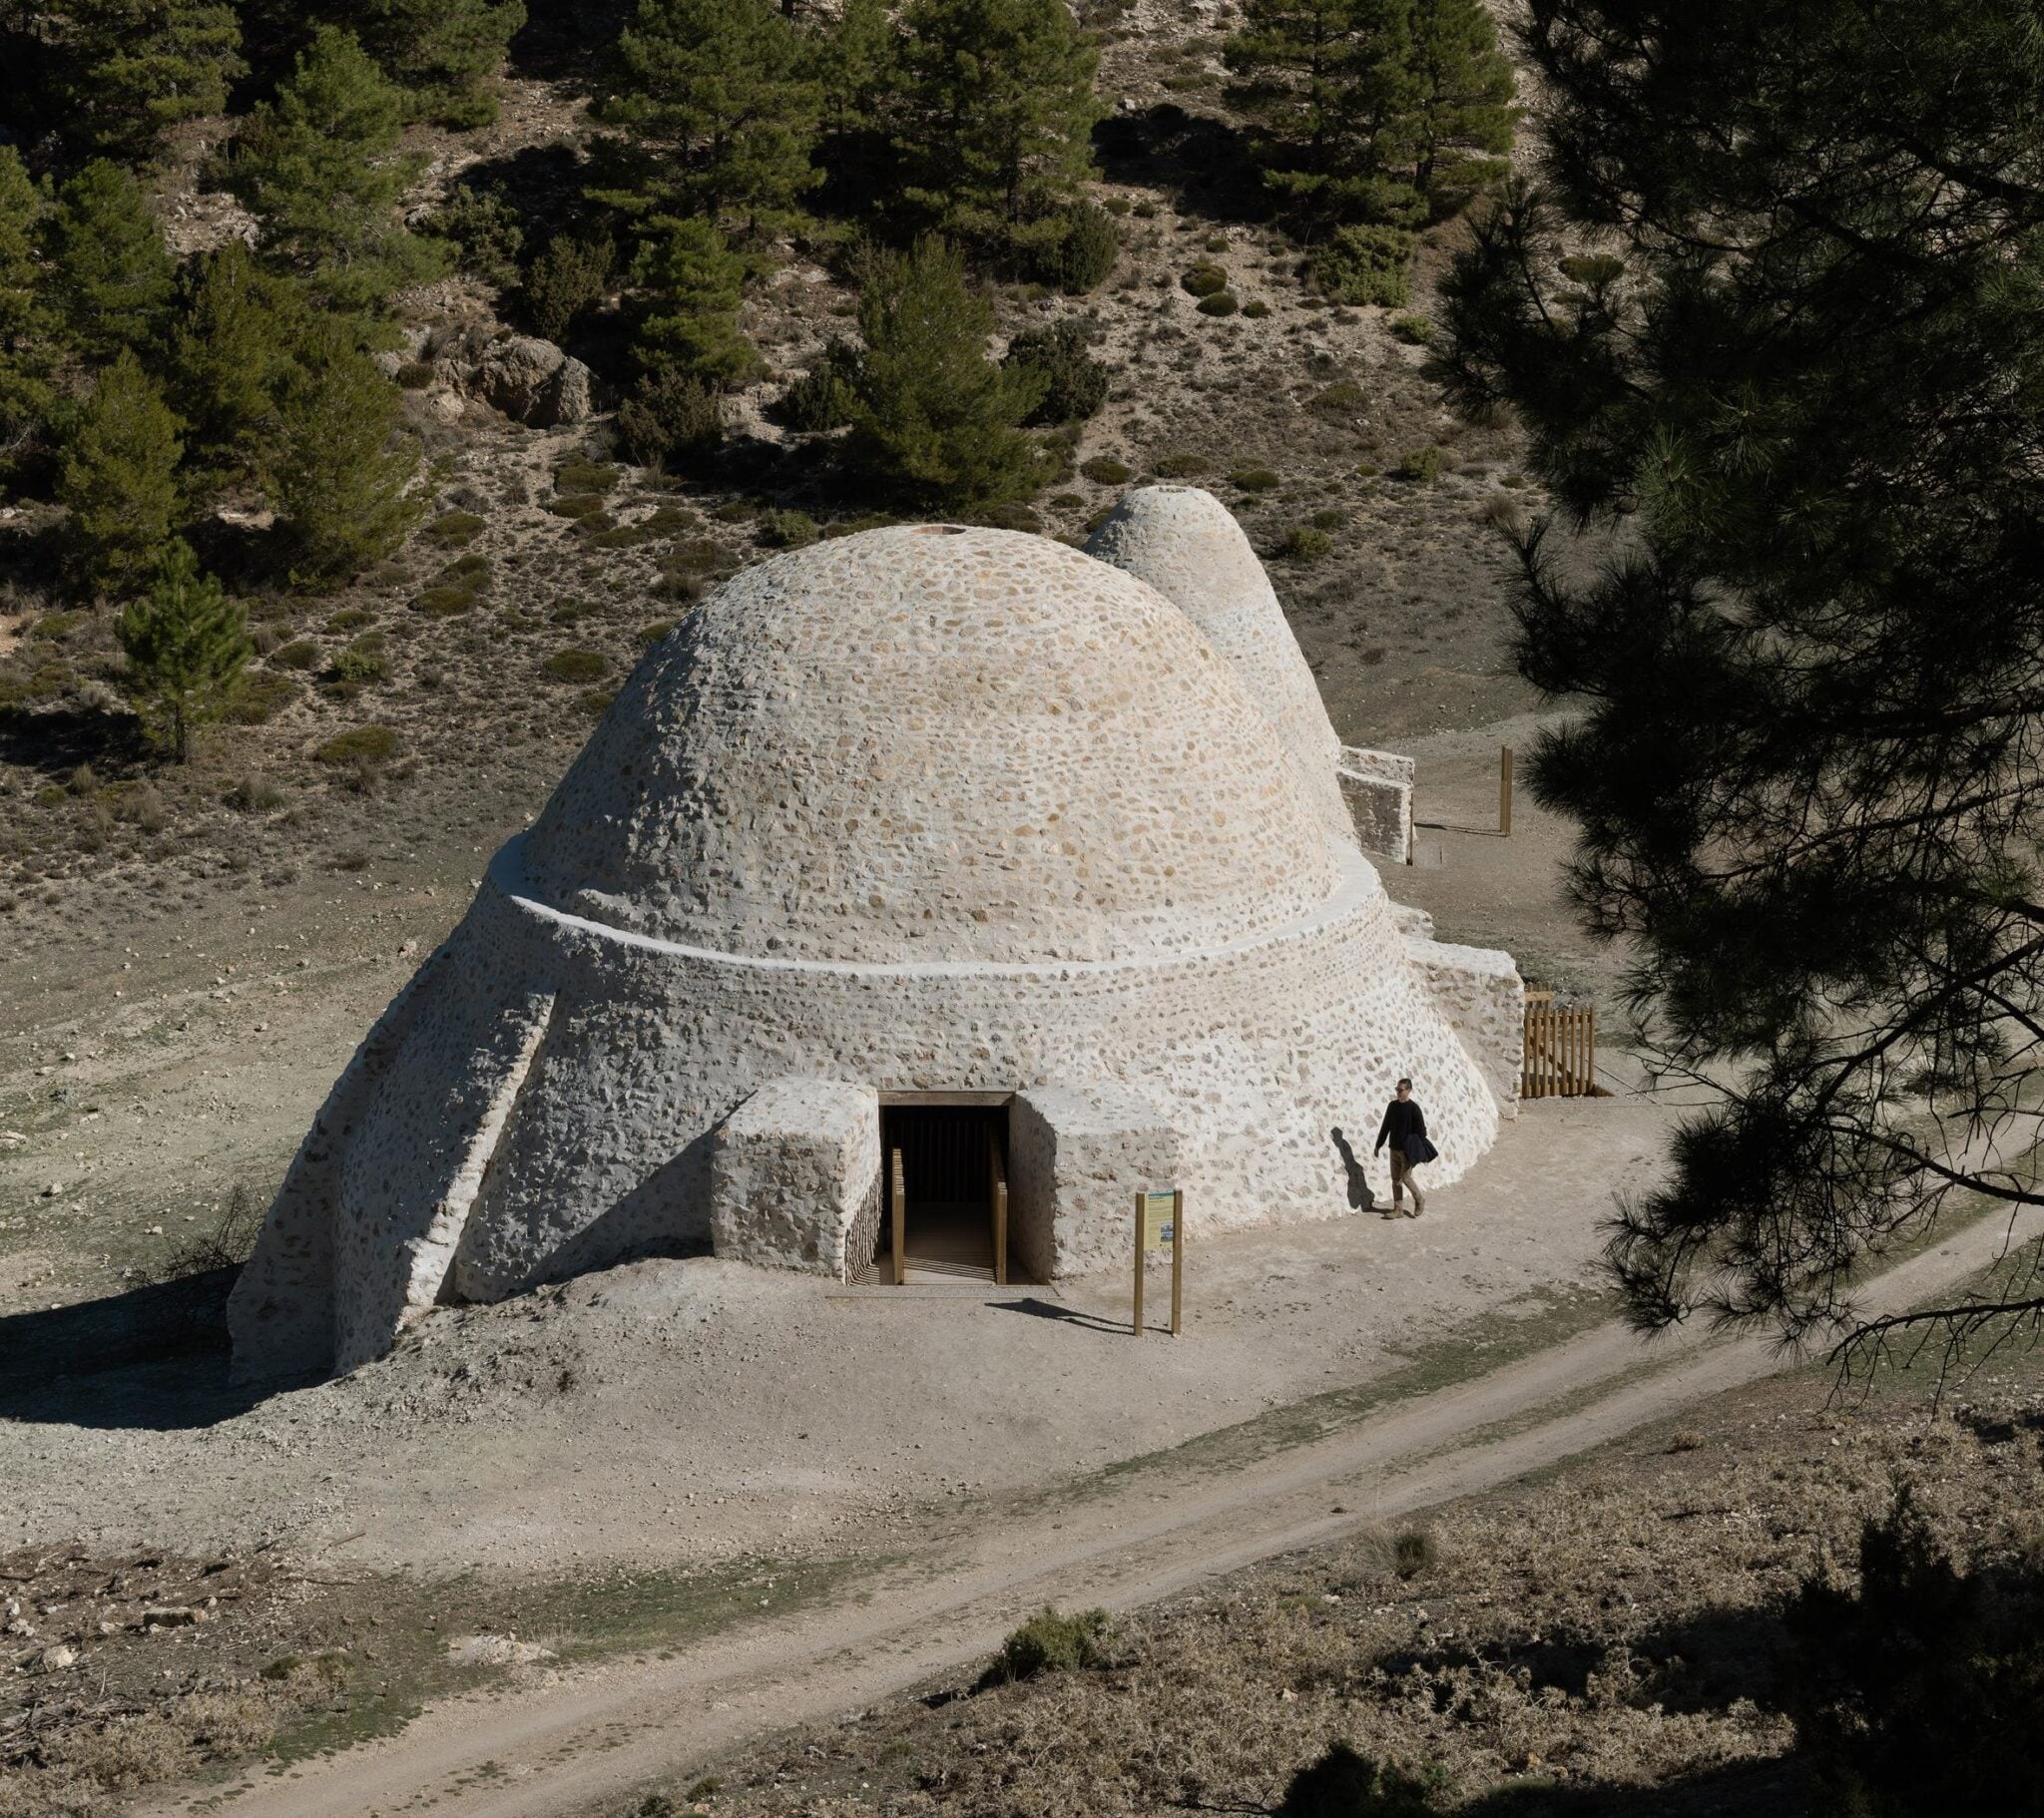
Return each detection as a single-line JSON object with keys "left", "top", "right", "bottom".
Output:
{"left": 136, "top": 1203, "right": 2037, "bottom": 1818}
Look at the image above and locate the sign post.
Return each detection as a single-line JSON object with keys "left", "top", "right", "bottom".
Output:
{"left": 1133, "top": 1188, "right": 1184, "bottom": 1336}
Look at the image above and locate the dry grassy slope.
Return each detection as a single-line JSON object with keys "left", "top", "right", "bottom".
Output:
{"left": 0, "top": 0, "right": 1536, "bottom": 969}
{"left": 610, "top": 1348, "right": 2044, "bottom": 1818}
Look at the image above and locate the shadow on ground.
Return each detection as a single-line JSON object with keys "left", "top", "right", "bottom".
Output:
{"left": 0, "top": 1268, "right": 289, "bottom": 1430}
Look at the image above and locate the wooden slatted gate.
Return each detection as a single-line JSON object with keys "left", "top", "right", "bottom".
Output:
{"left": 889, "top": 1146, "right": 906, "bottom": 1286}
{"left": 1522, "top": 990, "right": 1598, "bottom": 1099}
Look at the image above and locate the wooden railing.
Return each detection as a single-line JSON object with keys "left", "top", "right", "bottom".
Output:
{"left": 987, "top": 1129, "right": 1009, "bottom": 1287}
{"left": 889, "top": 1146, "right": 906, "bottom": 1286}
{"left": 1522, "top": 990, "right": 1597, "bottom": 1098}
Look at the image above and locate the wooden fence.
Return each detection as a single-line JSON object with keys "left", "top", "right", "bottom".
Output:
{"left": 1522, "top": 990, "right": 1598, "bottom": 1099}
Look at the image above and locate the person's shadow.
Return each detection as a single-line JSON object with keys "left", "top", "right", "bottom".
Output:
{"left": 1330, "top": 1128, "right": 1376, "bottom": 1212}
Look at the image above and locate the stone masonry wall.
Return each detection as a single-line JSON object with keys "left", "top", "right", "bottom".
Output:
{"left": 1337, "top": 747, "right": 1415, "bottom": 865}
{"left": 1010, "top": 1085, "right": 1182, "bottom": 1280}
{"left": 710, "top": 1079, "right": 881, "bottom": 1278}
{"left": 1405, "top": 937, "right": 1524, "bottom": 1117}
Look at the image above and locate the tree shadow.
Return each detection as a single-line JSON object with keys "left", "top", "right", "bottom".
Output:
{"left": 510, "top": 0, "right": 636, "bottom": 83}
{"left": 1454, "top": 1754, "right": 1804, "bottom": 1816}
{"left": 1093, "top": 105, "right": 1272, "bottom": 227}
{"left": 0, "top": 1270, "right": 290, "bottom": 1431}
{"left": 0, "top": 700, "right": 150, "bottom": 781}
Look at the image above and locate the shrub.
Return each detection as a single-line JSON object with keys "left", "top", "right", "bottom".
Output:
{"left": 271, "top": 639, "right": 319, "bottom": 671}
{"left": 1033, "top": 201, "right": 1121, "bottom": 294}
{"left": 778, "top": 340, "right": 863, "bottom": 433}
{"left": 1392, "top": 1529, "right": 1436, "bottom": 1578}
{"left": 396, "top": 360, "right": 435, "bottom": 388}
{"left": 618, "top": 371, "right": 724, "bottom": 473}
{"left": 225, "top": 673, "right": 297, "bottom": 724}
{"left": 326, "top": 608, "right": 376, "bottom": 632}
{"left": 1231, "top": 465, "right": 1280, "bottom": 492}
{"left": 1277, "top": 1742, "right": 1449, "bottom": 1817}
{"left": 991, "top": 1606, "right": 1110, "bottom": 1682}
{"left": 1310, "top": 506, "right": 1345, "bottom": 528}
{"left": 225, "top": 775, "right": 286, "bottom": 812}
{"left": 1003, "top": 321, "right": 1110, "bottom": 426}
{"left": 1310, "top": 380, "right": 1367, "bottom": 416}
{"left": 554, "top": 460, "right": 618, "bottom": 495}
{"left": 424, "top": 184, "right": 523, "bottom": 287}
{"left": 314, "top": 724, "right": 397, "bottom": 765}
{"left": 1387, "top": 312, "right": 1436, "bottom": 346}
{"left": 638, "top": 620, "right": 677, "bottom": 646}
{"left": 548, "top": 493, "right": 609, "bottom": 520}
{"left": 665, "top": 538, "right": 731, "bottom": 576}
{"left": 1181, "top": 262, "right": 1228, "bottom": 297}
{"left": 424, "top": 511, "right": 483, "bottom": 548}
{"left": 412, "top": 586, "right": 476, "bottom": 618}
{"left": 331, "top": 634, "right": 389, "bottom": 685}
{"left": 522, "top": 232, "right": 614, "bottom": 344}
{"left": 1081, "top": 456, "right": 1132, "bottom": 485}
{"left": 1780, "top": 1481, "right": 2044, "bottom": 1815}
{"left": 1242, "top": 297, "right": 1271, "bottom": 318}
{"left": 1310, "top": 226, "right": 1415, "bottom": 307}
{"left": 1196, "top": 290, "right": 1239, "bottom": 316}
{"left": 757, "top": 509, "right": 817, "bottom": 549}
{"left": 577, "top": 687, "right": 615, "bottom": 716}
{"left": 1278, "top": 524, "right": 1331, "bottom": 560}
{"left": 1151, "top": 449, "right": 1209, "bottom": 478}
{"left": 1392, "top": 445, "right": 1443, "bottom": 483}
{"left": 542, "top": 648, "right": 607, "bottom": 683}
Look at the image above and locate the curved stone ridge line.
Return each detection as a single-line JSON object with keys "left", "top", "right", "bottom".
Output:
{"left": 494, "top": 833, "right": 1392, "bottom": 982}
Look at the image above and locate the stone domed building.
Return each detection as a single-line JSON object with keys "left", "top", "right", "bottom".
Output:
{"left": 230, "top": 490, "right": 1522, "bottom": 1379}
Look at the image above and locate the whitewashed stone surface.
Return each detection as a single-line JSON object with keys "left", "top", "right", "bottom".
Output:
{"left": 710, "top": 1079, "right": 880, "bottom": 1277}
{"left": 1010, "top": 1084, "right": 1182, "bottom": 1279}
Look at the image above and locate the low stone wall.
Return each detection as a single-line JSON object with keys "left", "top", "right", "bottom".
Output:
{"left": 1011, "top": 1085, "right": 1182, "bottom": 1279}
{"left": 709, "top": 1079, "right": 881, "bottom": 1278}
{"left": 1404, "top": 937, "right": 1525, "bottom": 1117}
{"left": 1336, "top": 746, "right": 1414, "bottom": 864}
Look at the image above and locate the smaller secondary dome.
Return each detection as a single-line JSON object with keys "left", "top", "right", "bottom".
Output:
{"left": 520, "top": 525, "right": 1340, "bottom": 965}
{"left": 1088, "top": 486, "right": 1351, "bottom": 840}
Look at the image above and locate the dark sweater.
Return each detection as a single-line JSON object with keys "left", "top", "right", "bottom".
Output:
{"left": 1375, "top": 1099, "right": 1427, "bottom": 1154}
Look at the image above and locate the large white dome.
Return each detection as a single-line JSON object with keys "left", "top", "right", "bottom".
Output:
{"left": 522, "top": 525, "right": 1337, "bottom": 965}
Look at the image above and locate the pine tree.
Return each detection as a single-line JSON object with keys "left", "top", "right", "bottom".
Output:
{"left": 894, "top": 0, "right": 1103, "bottom": 254}
{"left": 844, "top": 235, "right": 1047, "bottom": 509}
{"left": 228, "top": 26, "right": 450, "bottom": 310}
{"left": 632, "top": 216, "right": 762, "bottom": 386}
{"left": 815, "top": 0, "right": 896, "bottom": 143}
{"left": 1441, "top": 0, "right": 2044, "bottom": 1358}
{"left": 1405, "top": 0, "right": 1515, "bottom": 207}
{"left": 44, "top": 159, "right": 178, "bottom": 361}
{"left": 59, "top": 0, "right": 246, "bottom": 156}
{"left": 0, "top": 147, "right": 55, "bottom": 468}
{"left": 601, "top": 0, "right": 821, "bottom": 239}
{"left": 58, "top": 348, "right": 184, "bottom": 596}
{"left": 271, "top": 318, "right": 421, "bottom": 585}
{"left": 354, "top": 0, "right": 527, "bottom": 129}
{"left": 1223, "top": 0, "right": 1422, "bottom": 229}
{"left": 117, "top": 538, "right": 250, "bottom": 760}
{"left": 170, "top": 239, "right": 310, "bottom": 505}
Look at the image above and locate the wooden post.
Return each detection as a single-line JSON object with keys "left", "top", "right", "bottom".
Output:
{"left": 1500, "top": 745, "right": 1514, "bottom": 837}
{"left": 991, "top": 1135, "right": 1009, "bottom": 1287}
{"left": 890, "top": 1147, "right": 905, "bottom": 1287}
{"left": 1132, "top": 1191, "right": 1146, "bottom": 1337}
{"left": 1169, "top": 1188, "right": 1184, "bottom": 1336}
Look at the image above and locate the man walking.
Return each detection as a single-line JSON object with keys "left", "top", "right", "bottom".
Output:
{"left": 1373, "top": 1077, "right": 1433, "bottom": 1217}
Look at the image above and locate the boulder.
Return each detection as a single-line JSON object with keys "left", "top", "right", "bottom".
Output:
{"left": 542, "top": 356, "right": 596, "bottom": 426}
{"left": 474, "top": 334, "right": 567, "bottom": 422}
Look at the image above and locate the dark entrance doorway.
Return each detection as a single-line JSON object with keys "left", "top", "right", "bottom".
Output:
{"left": 877, "top": 1095, "right": 1010, "bottom": 1284}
